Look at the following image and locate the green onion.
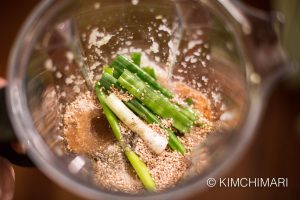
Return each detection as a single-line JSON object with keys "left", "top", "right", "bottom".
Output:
{"left": 118, "top": 69, "right": 193, "bottom": 133}
{"left": 110, "top": 55, "right": 197, "bottom": 122}
{"left": 125, "top": 99, "right": 160, "bottom": 124}
{"left": 126, "top": 98, "right": 186, "bottom": 154}
{"left": 142, "top": 67, "right": 156, "bottom": 80}
{"left": 110, "top": 55, "right": 173, "bottom": 98}
{"left": 95, "top": 84, "right": 156, "bottom": 191}
{"left": 185, "top": 98, "right": 194, "bottom": 106}
{"left": 177, "top": 105, "right": 198, "bottom": 121}
{"left": 103, "top": 66, "right": 114, "bottom": 76}
{"left": 95, "top": 83, "right": 122, "bottom": 142}
{"left": 166, "top": 129, "right": 186, "bottom": 154}
{"left": 131, "top": 52, "right": 141, "bottom": 66}
{"left": 105, "top": 93, "right": 168, "bottom": 154}
{"left": 99, "top": 72, "right": 186, "bottom": 154}
{"left": 124, "top": 147, "right": 156, "bottom": 191}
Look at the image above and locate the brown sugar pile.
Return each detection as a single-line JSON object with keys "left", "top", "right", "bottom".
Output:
{"left": 63, "top": 91, "right": 115, "bottom": 155}
{"left": 173, "top": 82, "right": 214, "bottom": 120}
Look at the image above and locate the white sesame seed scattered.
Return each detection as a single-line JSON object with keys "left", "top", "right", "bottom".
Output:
{"left": 201, "top": 76, "right": 208, "bottom": 84}
{"left": 94, "top": 2, "right": 100, "bottom": 9}
{"left": 65, "top": 77, "right": 73, "bottom": 85}
{"left": 73, "top": 85, "right": 80, "bottom": 93}
{"left": 131, "top": 0, "right": 139, "bottom": 5}
{"left": 56, "top": 71, "right": 63, "bottom": 79}
{"left": 61, "top": 91, "right": 66, "bottom": 97}
{"left": 155, "top": 15, "right": 163, "bottom": 19}
{"left": 90, "top": 61, "right": 100, "bottom": 70}
{"left": 64, "top": 65, "right": 70, "bottom": 71}
{"left": 125, "top": 41, "right": 132, "bottom": 46}
{"left": 190, "top": 58, "right": 197, "bottom": 63}
{"left": 44, "top": 59, "right": 55, "bottom": 71}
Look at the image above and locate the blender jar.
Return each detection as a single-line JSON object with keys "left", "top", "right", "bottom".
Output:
{"left": 2, "top": 0, "right": 290, "bottom": 199}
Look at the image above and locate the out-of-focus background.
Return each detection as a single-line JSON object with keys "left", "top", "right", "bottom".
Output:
{"left": 0, "top": 0, "right": 299, "bottom": 199}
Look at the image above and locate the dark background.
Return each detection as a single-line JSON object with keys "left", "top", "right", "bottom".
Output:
{"left": 0, "top": 0, "right": 299, "bottom": 199}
